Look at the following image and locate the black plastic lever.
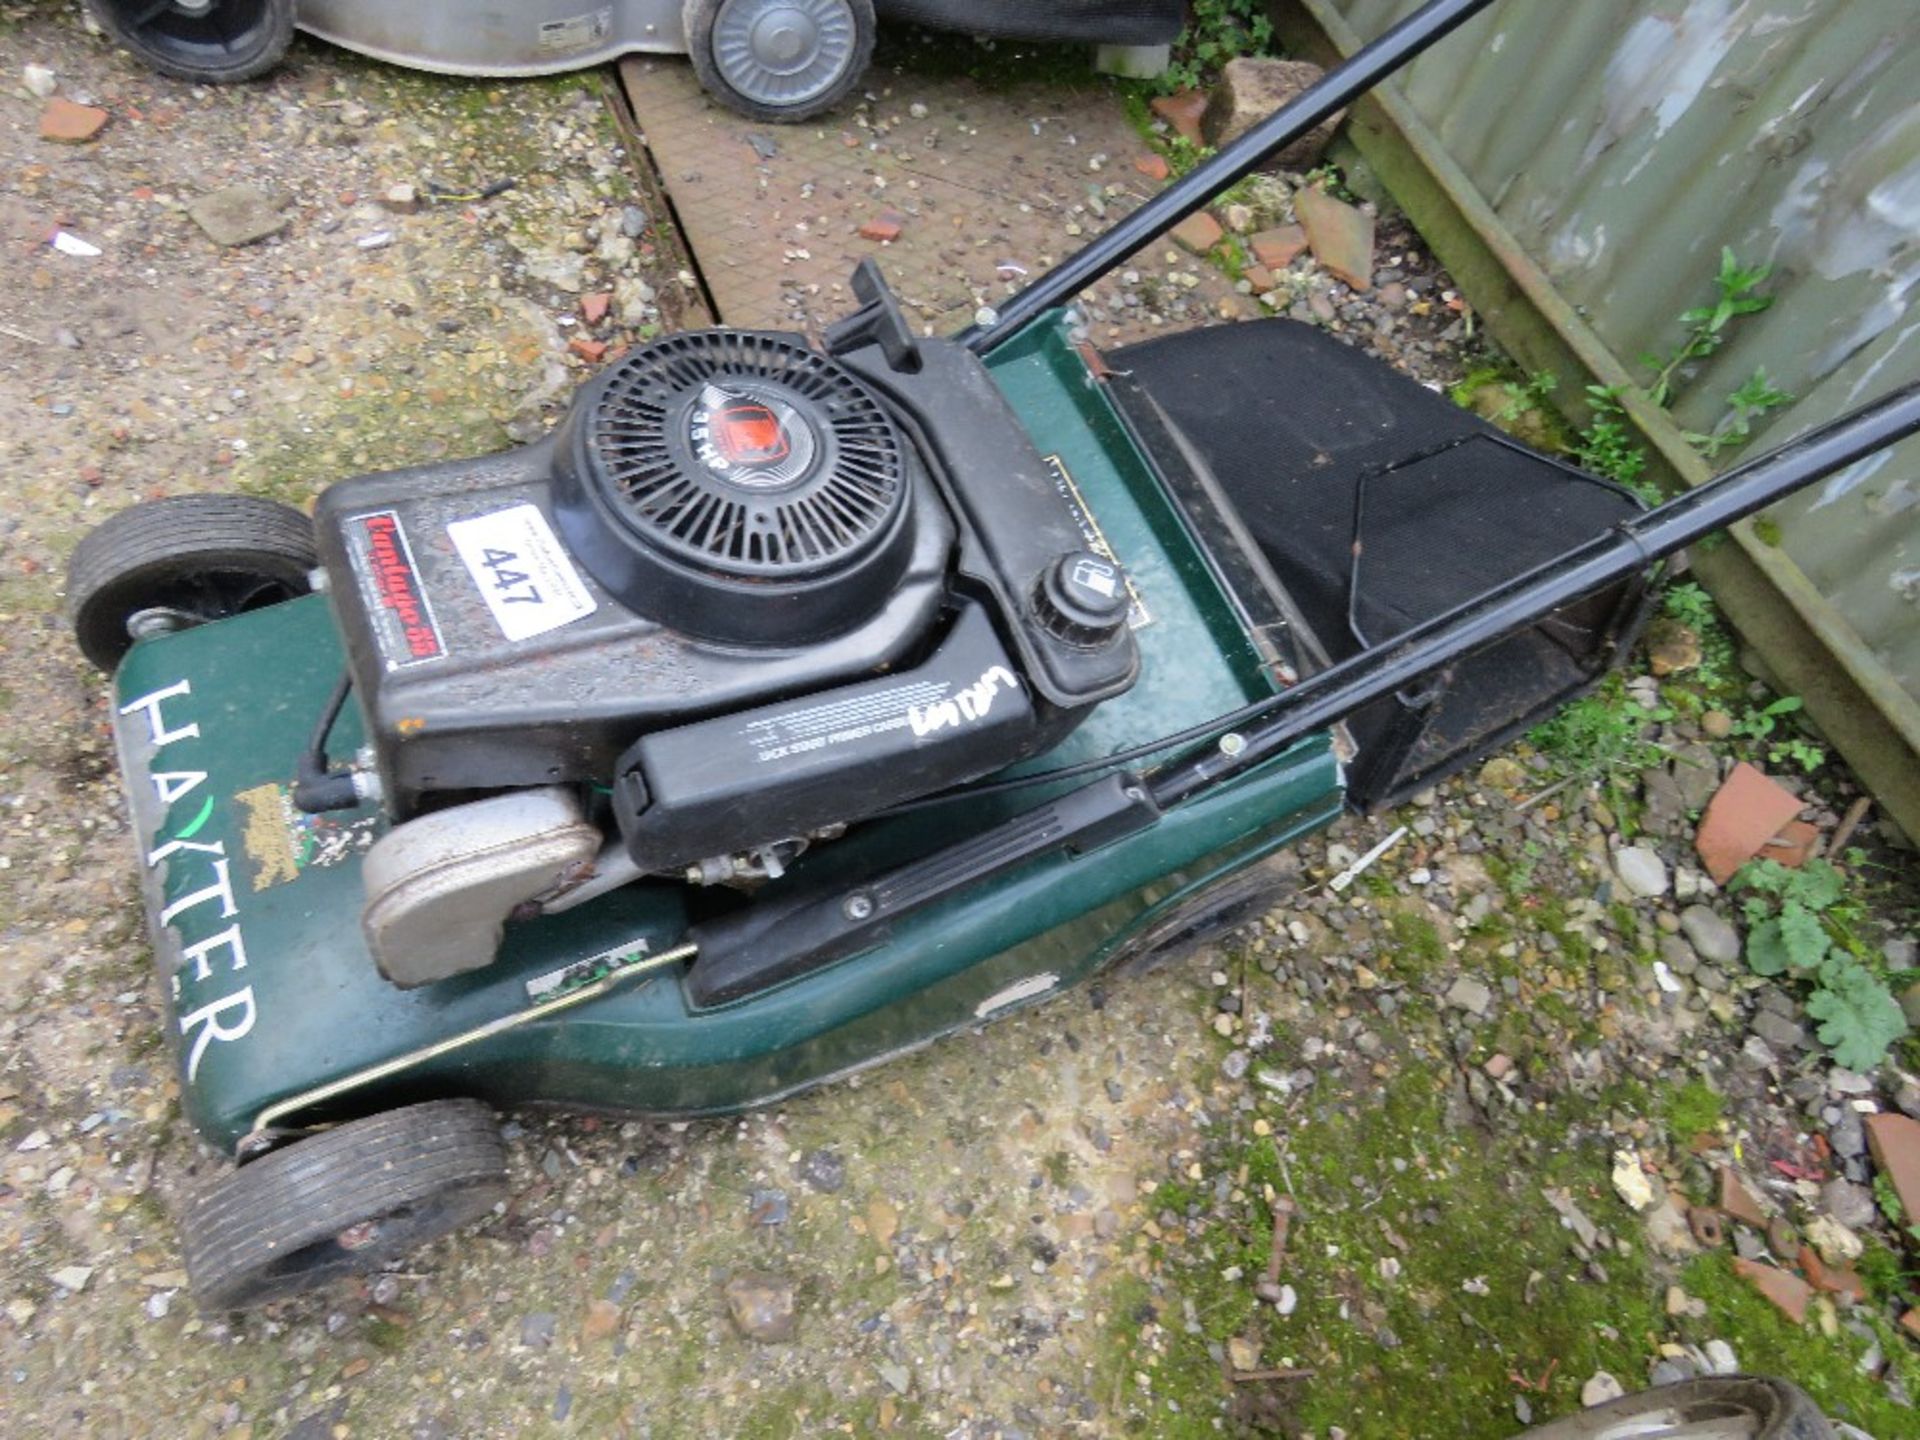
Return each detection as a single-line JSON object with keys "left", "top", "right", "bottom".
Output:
{"left": 684, "top": 773, "right": 1160, "bottom": 1007}
{"left": 823, "top": 259, "right": 922, "bottom": 373}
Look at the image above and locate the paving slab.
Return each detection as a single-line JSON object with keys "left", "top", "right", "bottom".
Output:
{"left": 618, "top": 54, "right": 1245, "bottom": 343}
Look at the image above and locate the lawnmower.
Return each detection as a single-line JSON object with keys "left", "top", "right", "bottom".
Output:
{"left": 84, "top": 0, "right": 1188, "bottom": 120}
{"left": 67, "top": 0, "right": 1920, "bottom": 1312}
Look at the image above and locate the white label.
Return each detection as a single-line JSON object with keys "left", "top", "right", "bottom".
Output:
{"left": 539, "top": 8, "right": 613, "bottom": 52}
{"left": 974, "top": 973, "right": 1059, "bottom": 1019}
{"left": 524, "top": 938, "right": 649, "bottom": 1001}
{"left": 447, "top": 504, "right": 597, "bottom": 642}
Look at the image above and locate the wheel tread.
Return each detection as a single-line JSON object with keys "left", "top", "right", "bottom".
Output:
{"left": 183, "top": 1100, "right": 507, "bottom": 1311}
{"left": 86, "top": 0, "right": 295, "bottom": 84}
{"left": 66, "top": 494, "right": 317, "bottom": 670}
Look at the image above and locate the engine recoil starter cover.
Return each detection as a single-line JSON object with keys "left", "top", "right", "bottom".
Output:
{"left": 551, "top": 329, "right": 918, "bottom": 646}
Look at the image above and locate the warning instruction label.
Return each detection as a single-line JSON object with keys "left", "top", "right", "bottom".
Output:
{"left": 739, "top": 680, "right": 950, "bottom": 764}
{"left": 1042, "top": 454, "right": 1151, "bottom": 629}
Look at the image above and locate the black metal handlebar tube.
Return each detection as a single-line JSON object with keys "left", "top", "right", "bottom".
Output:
{"left": 958, "top": 0, "right": 1502, "bottom": 355}
{"left": 1150, "top": 380, "right": 1920, "bottom": 808}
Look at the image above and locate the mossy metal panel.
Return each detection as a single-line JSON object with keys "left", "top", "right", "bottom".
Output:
{"left": 1317, "top": 0, "right": 1918, "bottom": 730}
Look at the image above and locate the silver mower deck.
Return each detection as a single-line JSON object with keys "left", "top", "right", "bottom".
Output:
{"left": 297, "top": 0, "right": 686, "bottom": 77}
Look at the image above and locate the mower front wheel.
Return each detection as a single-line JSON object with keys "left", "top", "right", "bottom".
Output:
{"left": 684, "top": 0, "right": 875, "bottom": 122}
{"left": 67, "top": 494, "right": 317, "bottom": 672}
{"left": 87, "top": 0, "right": 295, "bottom": 85}
{"left": 183, "top": 1099, "right": 509, "bottom": 1312}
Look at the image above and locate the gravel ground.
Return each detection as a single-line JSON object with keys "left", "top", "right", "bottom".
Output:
{"left": 2, "top": 6, "right": 1918, "bottom": 1439}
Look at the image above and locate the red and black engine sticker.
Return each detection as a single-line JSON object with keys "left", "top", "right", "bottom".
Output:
{"left": 343, "top": 509, "right": 446, "bottom": 668}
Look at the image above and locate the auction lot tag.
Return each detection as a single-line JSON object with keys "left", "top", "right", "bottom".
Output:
{"left": 447, "top": 503, "right": 597, "bottom": 642}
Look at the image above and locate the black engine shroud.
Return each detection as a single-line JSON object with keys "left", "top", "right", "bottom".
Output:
{"left": 313, "top": 302, "right": 1139, "bottom": 873}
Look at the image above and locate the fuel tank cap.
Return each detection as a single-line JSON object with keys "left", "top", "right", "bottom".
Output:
{"left": 1033, "top": 550, "right": 1130, "bottom": 649}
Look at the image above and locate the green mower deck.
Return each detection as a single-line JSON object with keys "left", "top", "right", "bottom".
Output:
{"left": 112, "top": 319, "right": 1344, "bottom": 1153}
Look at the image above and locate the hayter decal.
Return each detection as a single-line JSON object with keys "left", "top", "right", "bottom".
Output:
{"left": 236, "top": 781, "right": 380, "bottom": 891}
{"left": 118, "top": 680, "right": 258, "bottom": 1083}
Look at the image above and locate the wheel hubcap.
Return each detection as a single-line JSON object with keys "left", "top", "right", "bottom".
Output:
{"left": 712, "top": 0, "right": 856, "bottom": 108}
{"left": 126, "top": 605, "right": 198, "bottom": 640}
{"left": 750, "top": 10, "right": 816, "bottom": 69}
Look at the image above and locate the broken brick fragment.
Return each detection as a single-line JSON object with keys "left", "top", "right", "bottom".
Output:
{"left": 1149, "top": 91, "right": 1208, "bottom": 146}
{"left": 1695, "top": 762, "right": 1803, "bottom": 883}
{"left": 1686, "top": 1207, "right": 1725, "bottom": 1248}
{"left": 858, "top": 212, "right": 905, "bottom": 243}
{"left": 580, "top": 292, "right": 611, "bottom": 326}
{"left": 1170, "top": 211, "right": 1223, "bottom": 255}
{"left": 1732, "top": 1258, "right": 1811, "bottom": 1324}
{"left": 1250, "top": 224, "right": 1308, "bottom": 272}
{"left": 1865, "top": 1113, "right": 1920, "bottom": 1234}
{"left": 1760, "top": 818, "right": 1822, "bottom": 869}
{"left": 568, "top": 337, "right": 608, "bottom": 363}
{"left": 1716, "top": 1166, "right": 1769, "bottom": 1229}
{"left": 1294, "top": 186, "right": 1374, "bottom": 291}
{"left": 1133, "top": 152, "right": 1171, "bottom": 182}
{"left": 1797, "top": 1245, "right": 1865, "bottom": 1304}
{"left": 40, "top": 98, "right": 109, "bottom": 144}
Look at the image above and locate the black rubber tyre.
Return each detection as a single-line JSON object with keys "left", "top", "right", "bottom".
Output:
{"left": 67, "top": 494, "right": 316, "bottom": 672}
{"left": 184, "top": 1100, "right": 509, "bottom": 1312}
{"left": 87, "top": 0, "right": 294, "bottom": 85}
{"left": 1102, "top": 854, "right": 1300, "bottom": 979}
{"left": 1511, "top": 1376, "right": 1834, "bottom": 1440}
{"left": 684, "top": 0, "right": 876, "bottom": 122}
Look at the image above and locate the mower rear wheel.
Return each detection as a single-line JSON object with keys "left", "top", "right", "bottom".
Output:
{"left": 1104, "top": 854, "right": 1301, "bottom": 978}
{"left": 684, "top": 0, "right": 875, "bottom": 122}
{"left": 87, "top": 0, "right": 295, "bottom": 85}
{"left": 184, "top": 1100, "right": 509, "bottom": 1312}
{"left": 67, "top": 494, "right": 317, "bottom": 672}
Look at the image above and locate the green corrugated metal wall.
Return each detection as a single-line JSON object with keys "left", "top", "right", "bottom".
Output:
{"left": 1293, "top": 0, "right": 1918, "bottom": 821}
